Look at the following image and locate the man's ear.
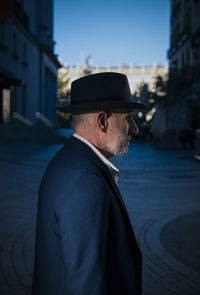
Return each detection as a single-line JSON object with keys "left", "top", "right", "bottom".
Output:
{"left": 97, "top": 112, "right": 108, "bottom": 132}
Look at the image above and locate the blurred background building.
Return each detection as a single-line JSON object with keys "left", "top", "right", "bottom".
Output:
{"left": 0, "top": 0, "right": 61, "bottom": 127}
{"left": 158, "top": 0, "right": 200, "bottom": 144}
{"left": 168, "top": 0, "right": 200, "bottom": 71}
{"left": 146, "top": 0, "right": 200, "bottom": 146}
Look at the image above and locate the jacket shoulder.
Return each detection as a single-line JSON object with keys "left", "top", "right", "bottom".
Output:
{"left": 38, "top": 139, "right": 110, "bottom": 202}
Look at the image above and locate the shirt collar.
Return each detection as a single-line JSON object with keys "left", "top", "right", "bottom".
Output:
{"left": 73, "top": 133, "right": 120, "bottom": 184}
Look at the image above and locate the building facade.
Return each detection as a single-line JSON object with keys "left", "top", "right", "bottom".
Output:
{"left": 0, "top": 0, "right": 60, "bottom": 125}
{"left": 166, "top": 0, "right": 200, "bottom": 134}
{"left": 168, "top": 0, "right": 200, "bottom": 71}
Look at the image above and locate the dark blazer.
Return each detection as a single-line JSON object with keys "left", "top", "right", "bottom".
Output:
{"left": 31, "top": 136, "right": 142, "bottom": 295}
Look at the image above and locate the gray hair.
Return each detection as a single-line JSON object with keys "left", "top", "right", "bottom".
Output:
{"left": 72, "top": 114, "right": 86, "bottom": 127}
{"left": 72, "top": 113, "right": 96, "bottom": 131}
{"left": 72, "top": 111, "right": 112, "bottom": 132}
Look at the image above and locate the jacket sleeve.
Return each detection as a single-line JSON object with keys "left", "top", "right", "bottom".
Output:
{"left": 58, "top": 171, "right": 109, "bottom": 295}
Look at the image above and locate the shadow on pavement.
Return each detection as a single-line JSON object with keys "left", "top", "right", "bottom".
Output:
{"left": 160, "top": 211, "right": 200, "bottom": 273}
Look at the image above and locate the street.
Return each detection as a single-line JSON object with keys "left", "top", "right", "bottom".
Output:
{"left": 0, "top": 141, "right": 200, "bottom": 295}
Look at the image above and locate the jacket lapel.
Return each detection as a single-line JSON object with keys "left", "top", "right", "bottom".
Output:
{"left": 68, "top": 136, "right": 137, "bottom": 237}
{"left": 102, "top": 169, "right": 138, "bottom": 237}
{"left": 103, "top": 169, "right": 130, "bottom": 214}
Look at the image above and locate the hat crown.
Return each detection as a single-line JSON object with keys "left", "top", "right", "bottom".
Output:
{"left": 71, "top": 72, "right": 132, "bottom": 105}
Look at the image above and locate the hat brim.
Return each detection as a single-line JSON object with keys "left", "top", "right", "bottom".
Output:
{"left": 56, "top": 101, "right": 149, "bottom": 114}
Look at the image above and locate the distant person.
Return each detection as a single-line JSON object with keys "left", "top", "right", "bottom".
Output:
{"left": 178, "top": 128, "right": 196, "bottom": 149}
{"left": 31, "top": 72, "right": 149, "bottom": 295}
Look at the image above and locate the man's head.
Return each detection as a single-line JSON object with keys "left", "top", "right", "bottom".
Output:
{"left": 57, "top": 72, "right": 148, "bottom": 158}
{"left": 72, "top": 109, "right": 139, "bottom": 158}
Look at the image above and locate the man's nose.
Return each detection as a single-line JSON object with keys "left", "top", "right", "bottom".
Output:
{"left": 129, "top": 120, "right": 139, "bottom": 136}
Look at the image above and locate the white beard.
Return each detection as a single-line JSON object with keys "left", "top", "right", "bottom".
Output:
{"left": 102, "top": 126, "right": 131, "bottom": 156}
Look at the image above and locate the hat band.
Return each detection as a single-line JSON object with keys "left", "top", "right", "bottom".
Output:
{"left": 71, "top": 96, "right": 131, "bottom": 105}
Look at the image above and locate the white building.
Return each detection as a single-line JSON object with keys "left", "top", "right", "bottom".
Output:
{"left": 0, "top": 0, "right": 61, "bottom": 125}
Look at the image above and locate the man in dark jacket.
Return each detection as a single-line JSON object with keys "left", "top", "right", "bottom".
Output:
{"left": 31, "top": 72, "right": 149, "bottom": 295}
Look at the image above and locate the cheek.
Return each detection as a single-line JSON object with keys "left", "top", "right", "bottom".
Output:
{"left": 124, "top": 121, "right": 129, "bottom": 134}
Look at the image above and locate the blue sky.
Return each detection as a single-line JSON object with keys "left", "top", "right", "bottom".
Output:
{"left": 54, "top": 0, "right": 170, "bottom": 67}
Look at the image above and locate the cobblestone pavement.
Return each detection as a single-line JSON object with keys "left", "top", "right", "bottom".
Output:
{"left": 0, "top": 141, "right": 200, "bottom": 295}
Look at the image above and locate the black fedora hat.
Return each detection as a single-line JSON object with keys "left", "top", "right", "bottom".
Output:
{"left": 56, "top": 72, "right": 149, "bottom": 114}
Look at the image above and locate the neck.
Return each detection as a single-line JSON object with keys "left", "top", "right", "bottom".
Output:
{"left": 96, "top": 148, "right": 113, "bottom": 159}
{"left": 74, "top": 131, "right": 113, "bottom": 159}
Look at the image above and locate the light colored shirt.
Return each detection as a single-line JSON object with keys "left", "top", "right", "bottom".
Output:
{"left": 73, "top": 133, "right": 120, "bottom": 184}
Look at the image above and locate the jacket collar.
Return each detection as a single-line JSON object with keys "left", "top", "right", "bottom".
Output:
{"left": 73, "top": 133, "right": 119, "bottom": 184}
{"left": 67, "top": 136, "right": 110, "bottom": 172}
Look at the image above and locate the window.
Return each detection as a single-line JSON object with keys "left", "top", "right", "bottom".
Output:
{"left": 0, "top": 21, "right": 6, "bottom": 50}
{"left": 0, "top": 22, "right": 4, "bottom": 44}
{"left": 13, "top": 32, "right": 19, "bottom": 59}
{"left": 186, "top": 48, "right": 190, "bottom": 66}
{"left": 181, "top": 52, "right": 185, "bottom": 69}
{"left": 22, "top": 42, "right": 28, "bottom": 67}
{"left": 20, "top": 0, "right": 24, "bottom": 9}
{"left": 22, "top": 84, "right": 26, "bottom": 117}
